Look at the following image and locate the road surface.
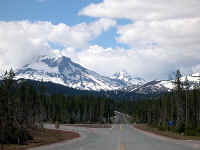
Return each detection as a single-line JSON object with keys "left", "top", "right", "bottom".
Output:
{"left": 30, "top": 113, "right": 200, "bottom": 150}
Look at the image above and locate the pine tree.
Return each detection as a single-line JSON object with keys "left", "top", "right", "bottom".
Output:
{"left": 184, "top": 76, "right": 190, "bottom": 131}
{"left": 174, "top": 70, "right": 184, "bottom": 132}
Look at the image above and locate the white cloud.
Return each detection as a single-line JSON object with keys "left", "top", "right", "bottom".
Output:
{"left": 55, "top": 45, "right": 200, "bottom": 80}
{"left": 77, "top": 0, "right": 200, "bottom": 79}
{"left": 0, "top": 19, "right": 116, "bottom": 69}
{"left": 48, "top": 18, "right": 116, "bottom": 49}
{"left": 116, "top": 18, "right": 200, "bottom": 50}
{"left": 79, "top": 0, "right": 200, "bottom": 21}
{"left": 80, "top": 0, "right": 200, "bottom": 51}
{"left": 1, "top": 0, "right": 200, "bottom": 80}
{"left": 0, "top": 19, "right": 199, "bottom": 80}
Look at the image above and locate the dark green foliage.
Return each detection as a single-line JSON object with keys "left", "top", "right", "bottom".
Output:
{"left": 0, "top": 70, "right": 44, "bottom": 145}
{"left": 0, "top": 69, "right": 119, "bottom": 146}
{"left": 2, "top": 127, "right": 32, "bottom": 144}
{"left": 41, "top": 94, "right": 115, "bottom": 124}
{"left": 18, "top": 79, "right": 159, "bottom": 100}
{"left": 132, "top": 70, "right": 200, "bottom": 136}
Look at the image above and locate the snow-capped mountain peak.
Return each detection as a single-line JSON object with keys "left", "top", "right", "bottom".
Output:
{"left": 16, "top": 55, "right": 127, "bottom": 91}
{"left": 112, "top": 70, "right": 130, "bottom": 81}
{"left": 16, "top": 55, "right": 200, "bottom": 93}
{"left": 129, "top": 72, "right": 200, "bottom": 94}
{"left": 112, "top": 70, "right": 146, "bottom": 85}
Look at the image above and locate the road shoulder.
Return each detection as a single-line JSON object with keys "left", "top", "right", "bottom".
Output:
{"left": 133, "top": 124, "right": 200, "bottom": 140}
{"left": 3, "top": 128, "right": 80, "bottom": 150}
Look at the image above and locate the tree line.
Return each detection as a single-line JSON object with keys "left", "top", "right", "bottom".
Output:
{"left": 1, "top": 68, "right": 199, "bottom": 147}
{"left": 131, "top": 70, "right": 200, "bottom": 136}
{"left": 0, "top": 70, "right": 116, "bottom": 146}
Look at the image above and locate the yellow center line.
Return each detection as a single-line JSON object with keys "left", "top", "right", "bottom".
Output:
{"left": 120, "top": 124, "right": 123, "bottom": 131}
{"left": 115, "top": 124, "right": 126, "bottom": 150}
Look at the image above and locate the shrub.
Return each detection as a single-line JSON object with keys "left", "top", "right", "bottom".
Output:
{"left": 176, "top": 123, "right": 185, "bottom": 133}
{"left": 158, "top": 126, "right": 166, "bottom": 131}
{"left": 185, "top": 128, "right": 197, "bottom": 136}
{"left": 2, "top": 127, "right": 32, "bottom": 145}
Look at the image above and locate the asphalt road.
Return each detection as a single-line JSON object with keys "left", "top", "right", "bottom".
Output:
{"left": 30, "top": 113, "right": 200, "bottom": 150}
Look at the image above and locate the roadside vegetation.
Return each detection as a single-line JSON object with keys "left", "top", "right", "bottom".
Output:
{"left": 132, "top": 70, "right": 200, "bottom": 137}
{"left": 3, "top": 129, "right": 80, "bottom": 150}
{"left": 0, "top": 69, "right": 117, "bottom": 149}
{"left": 134, "top": 124, "right": 200, "bottom": 141}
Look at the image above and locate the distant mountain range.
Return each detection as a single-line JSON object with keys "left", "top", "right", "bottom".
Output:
{"left": 128, "top": 73, "right": 200, "bottom": 95}
{"left": 15, "top": 55, "right": 200, "bottom": 95}
{"left": 16, "top": 55, "right": 129, "bottom": 91}
{"left": 111, "top": 70, "right": 146, "bottom": 86}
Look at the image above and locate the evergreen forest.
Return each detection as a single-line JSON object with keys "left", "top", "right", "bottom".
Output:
{"left": 1, "top": 69, "right": 200, "bottom": 147}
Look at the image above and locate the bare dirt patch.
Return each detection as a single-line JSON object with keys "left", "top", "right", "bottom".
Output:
{"left": 65, "top": 124, "right": 111, "bottom": 128}
{"left": 133, "top": 124, "right": 200, "bottom": 141}
{"left": 2, "top": 128, "right": 80, "bottom": 150}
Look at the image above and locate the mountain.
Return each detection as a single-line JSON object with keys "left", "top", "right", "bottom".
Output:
{"left": 180, "top": 72, "right": 200, "bottom": 89}
{"left": 111, "top": 70, "right": 147, "bottom": 91}
{"left": 16, "top": 55, "right": 126, "bottom": 91}
{"left": 129, "top": 80, "right": 173, "bottom": 95}
{"left": 111, "top": 70, "right": 146, "bottom": 86}
{"left": 15, "top": 55, "right": 200, "bottom": 94}
{"left": 129, "top": 73, "right": 200, "bottom": 95}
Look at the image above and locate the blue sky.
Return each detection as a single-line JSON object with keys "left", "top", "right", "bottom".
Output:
{"left": 0, "top": 0, "right": 199, "bottom": 80}
{"left": 0, "top": 0, "right": 96, "bottom": 25}
{"left": 0, "top": 0, "right": 129, "bottom": 49}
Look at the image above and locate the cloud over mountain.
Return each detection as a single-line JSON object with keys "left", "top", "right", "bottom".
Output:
{"left": 0, "top": 19, "right": 116, "bottom": 69}
{"left": 0, "top": 0, "right": 200, "bottom": 80}
{"left": 78, "top": 0, "right": 200, "bottom": 79}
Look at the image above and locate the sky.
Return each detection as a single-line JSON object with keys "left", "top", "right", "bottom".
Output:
{"left": 0, "top": 0, "right": 200, "bottom": 80}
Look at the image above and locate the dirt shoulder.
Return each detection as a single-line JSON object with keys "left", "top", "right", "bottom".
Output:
{"left": 133, "top": 124, "right": 200, "bottom": 141}
{"left": 65, "top": 124, "right": 112, "bottom": 128}
{"left": 3, "top": 128, "right": 80, "bottom": 150}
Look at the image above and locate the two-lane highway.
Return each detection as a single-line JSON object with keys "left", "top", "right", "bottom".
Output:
{"left": 30, "top": 113, "right": 200, "bottom": 150}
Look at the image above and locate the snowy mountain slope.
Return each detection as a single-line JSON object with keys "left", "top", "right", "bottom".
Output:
{"left": 16, "top": 55, "right": 127, "bottom": 91}
{"left": 131, "top": 80, "right": 172, "bottom": 94}
{"left": 111, "top": 70, "right": 146, "bottom": 86}
{"left": 130, "top": 73, "right": 200, "bottom": 94}
{"left": 110, "top": 70, "right": 147, "bottom": 92}
{"left": 15, "top": 54, "right": 200, "bottom": 93}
